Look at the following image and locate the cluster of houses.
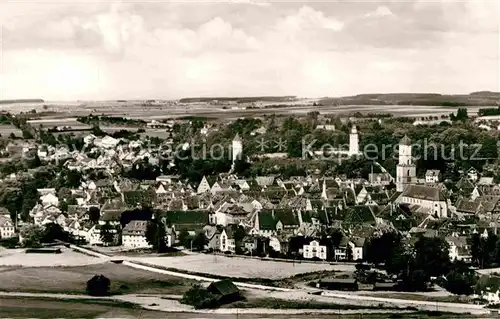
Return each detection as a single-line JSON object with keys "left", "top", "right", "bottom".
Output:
{"left": 1, "top": 133, "right": 499, "bottom": 265}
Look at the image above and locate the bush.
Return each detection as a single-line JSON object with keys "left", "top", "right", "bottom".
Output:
{"left": 86, "top": 275, "right": 111, "bottom": 296}
{"left": 181, "top": 284, "right": 220, "bottom": 309}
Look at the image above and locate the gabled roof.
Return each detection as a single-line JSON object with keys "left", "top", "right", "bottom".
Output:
{"left": 257, "top": 210, "right": 277, "bottom": 230}
{"left": 166, "top": 210, "right": 209, "bottom": 228}
{"left": 425, "top": 170, "right": 441, "bottom": 177}
{"left": 455, "top": 198, "right": 481, "bottom": 214}
{"left": 255, "top": 176, "right": 275, "bottom": 187}
{"left": 343, "top": 205, "right": 377, "bottom": 225}
{"left": 207, "top": 279, "right": 239, "bottom": 296}
{"left": 456, "top": 176, "right": 474, "bottom": 191}
{"left": 123, "top": 220, "right": 148, "bottom": 236}
{"left": 402, "top": 185, "right": 446, "bottom": 201}
{"left": 101, "top": 197, "right": 128, "bottom": 212}
{"left": 274, "top": 209, "right": 299, "bottom": 226}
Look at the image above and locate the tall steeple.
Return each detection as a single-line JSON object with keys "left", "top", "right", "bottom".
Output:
{"left": 396, "top": 135, "right": 416, "bottom": 192}
{"left": 349, "top": 125, "right": 360, "bottom": 156}
{"left": 232, "top": 134, "right": 243, "bottom": 164}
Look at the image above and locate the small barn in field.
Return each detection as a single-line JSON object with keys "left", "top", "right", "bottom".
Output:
{"left": 316, "top": 278, "right": 358, "bottom": 291}
{"left": 207, "top": 280, "right": 241, "bottom": 304}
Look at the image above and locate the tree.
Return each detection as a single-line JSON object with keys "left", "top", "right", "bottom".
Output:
{"left": 233, "top": 225, "right": 246, "bottom": 252}
{"left": 413, "top": 237, "right": 451, "bottom": 278}
{"left": 25, "top": 153, "right": 41, "bottom": 169}
{"left": 346, "top": 244, "right": 353, "bottom": 261}
{"left": 100, "top": 221, "right": 115, "bottom": 245}
{"left": 59, "top": 200, "right": 69, "bottom": 213}
{"left": 365, "top": 231, "right": 402, "bottom": 266}
{"left": 181, "top": 284, "right": 219, "bottom": 309}
{"left": 443, "top": 266, "right": 477, "bottom": 295}
{"left": 88, "top": 207, "right": 100, "bottom": 224}
{"left": 145, "top": 217, "right": 167, "bottom": 252}
{"left": 178, "top": 229, "right": 192, "bottom": 248}
{"left": 42, "top": 223, "right": 70, "bottom": 243}
{"left": 86, "top": 275, "right": 111, "bottom": 296}
{"left": 192, "top": 232, "right": 208, "bottom": 251}
{"left": 20, "top": 224, "right": 44, "bottom": 248}
{"left": 22, "top": 130, "right": 33, "bottom": 139}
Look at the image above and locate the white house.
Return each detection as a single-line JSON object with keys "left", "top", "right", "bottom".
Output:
{"left": 316, "top": 124, "right": 335, "bottom": 131}
{"left": 197, "top": 176, "right": 212, "bottom": 194}
{"left": 122, "top": 220, "right": 151, "bottom": 249}
{"left": 425, "top": 170, "right": 441, "bottom": 184}
{"left": 468, "top": 168, "right": 479, "bottom": 182}
{"left": 446, "top": 236, "right": 472, "bottom": 262}
{"left": 220, "top": 228, "right": 236, "bottom": 253}
{"left": 303, "top": 240, "right": 327, "bottom": 260}
{"left": 348, "top": 238, "right": 365, "bottom": 261}
{"left": 38, "top": 190, "right": 59, "bottom": 207}
{"left": 85, "top": 224, "right": 103, "bottom": 246}
{"left": 0, "top": 216, "right": 15, "bottom": 239}
{"left": 269, "top": 236, "right": 281, "bottom": 253}
{"left": 95, "top": 136, "right": 119, "bottom": 149}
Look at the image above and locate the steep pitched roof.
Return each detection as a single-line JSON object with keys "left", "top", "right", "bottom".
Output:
{"left": 400, "top": 135, "right": 411, "bottom": 145}
{"left": 166, "top": 210, "right": 209, "bottom": 230}
{"left": 123, "top": 220, "right": 148, "bottom": 236}
{"left": 207, "top": 279, "right": 239, "bottom": 296}
{"left": 274, "top": 209, "right": 299, "bottom": 226}
{"left": 257, "top": 210, "right": 277, "bottom": 230}
{"left": 455, "top": 198, "right": 481, "bottom": 214}
{"left": 402, "top": 185, "right": 446, "bottom": 201}
{"left": 343, "top": 206, "right": 377, "bottom": 225}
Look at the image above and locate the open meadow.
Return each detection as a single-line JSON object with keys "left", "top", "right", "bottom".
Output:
{"left": 0, "top": 247, "right": 103, "bottom": 267}
{"left": 0, "top": 261, "right": 195, "bottom": 295}
{"left": 129, "top": 254, "right": 355, "bottom": 280}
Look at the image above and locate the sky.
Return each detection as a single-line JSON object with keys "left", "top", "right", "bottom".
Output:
{"left": 0, "top": 0, "right": 499, "bottom": 101}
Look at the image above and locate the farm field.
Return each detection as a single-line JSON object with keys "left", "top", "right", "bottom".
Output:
{"left": 129, "top": 254, "right": 355, "bottom": 279}
{"left": 0, "top": 124, "right": 22, "bottom": 136}
{"left": 0, "top": 262, "right": 195, "bottom": 295}
{"left": 7, "top": 102, "right": 491, "bottom": 123}
{"left": 0, "top": 247, "right": 103, "bottom": 267}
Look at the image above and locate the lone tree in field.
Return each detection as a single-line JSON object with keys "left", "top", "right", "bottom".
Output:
{"left": 86, "top": 275, "right": 111, "bottom": 296}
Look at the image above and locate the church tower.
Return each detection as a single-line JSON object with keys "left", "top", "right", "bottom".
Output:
{"left": 232, "top": 133, "right": 243, "bottom": 164}
{"left": 349, "top": 125, "right": 360, "bottom": 156}
{"left": 396, "top": 135, "right": 416, "bottom": 192}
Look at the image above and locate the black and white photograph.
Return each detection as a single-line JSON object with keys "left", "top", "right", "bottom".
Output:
{"left": 0, "top": 0, "right": 499, "bottom": 318}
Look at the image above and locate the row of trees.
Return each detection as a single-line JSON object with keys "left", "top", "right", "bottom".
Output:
{"left": 365, "top": 232, "right": 476, "bottom": 294}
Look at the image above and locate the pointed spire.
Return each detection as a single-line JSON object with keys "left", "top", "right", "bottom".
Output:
{"left": 233, "top": 133, "right": 242, "bottom": 142}
{"left": 400, "top": 135, "right": 411, "bottom": 146}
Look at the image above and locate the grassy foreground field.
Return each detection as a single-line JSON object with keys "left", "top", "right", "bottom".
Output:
{"left": 0, "top": 262, "right": 196, "bottom": 295}
{"left": 0, "top": 297, "right": 482, "bottom": 319}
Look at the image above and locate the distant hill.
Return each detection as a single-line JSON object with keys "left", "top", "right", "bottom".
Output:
{"left": 179, "top": 96, "right": 297, "bottom": 103}
{"left": 318, "top": 92, "right": 500, "bottom": 107}
{"left": 0, "top": 99, "right": 44, "bottom": 105}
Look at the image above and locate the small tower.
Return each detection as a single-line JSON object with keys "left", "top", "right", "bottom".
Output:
{"left": 232, "top": 133, "right": 243, "bottom": 164}
{"left": 349, "top": 125, "right": 359, "bottom": 156}
{"left": 396, "top": 135, "right": 416, "bottom": 192}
